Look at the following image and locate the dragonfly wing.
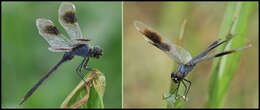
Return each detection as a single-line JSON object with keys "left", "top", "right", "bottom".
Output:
{"left": 36, "top": 18, "right": 73, "bottom": 52}
{"left": 134, "top": 21, "right": 192, "bottom": 64}
{"left": 59, "top": 2, "right": 89, "bottom": 44}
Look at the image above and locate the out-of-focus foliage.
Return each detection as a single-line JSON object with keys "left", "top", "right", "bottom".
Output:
{"left": 2, "top": 2, "right": 122, "bottom": 108}
{"left": 206, "top": 2, "right": 256, "bottom": 108}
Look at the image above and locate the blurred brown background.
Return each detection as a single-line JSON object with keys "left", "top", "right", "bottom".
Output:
{"left": 123, "top": 2, "right": 258, "bottom": 108}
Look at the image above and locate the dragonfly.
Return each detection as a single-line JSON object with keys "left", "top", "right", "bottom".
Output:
{"left": 134, "top": 20, "right": 251, "bottom": 100}
{"left": 19, "top": 2, "right": 103, "bottom": 105}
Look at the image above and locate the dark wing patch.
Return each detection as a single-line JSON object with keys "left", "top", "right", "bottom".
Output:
{"left": 143, "top": 29, "right": 162, "bottom": 44}
{"left": 134, "top": 20, "right": 192, "bottom": 64}
{"left": 58, "top": 2, "right": 84, "bottom": 40}
{"left": 36, "top": 18, "right": 73, "bottom": 50}
{"left": 143, "top": 29, "right": 170, "bottom": 51}
{"left": 62, "top": 11, "right": 77, "bottom": 24}
{"left": 152, "top": 43, "right": 171, "bottom": 52}
{"left": 44, "top": 25, "right": 60, "bottom": 35}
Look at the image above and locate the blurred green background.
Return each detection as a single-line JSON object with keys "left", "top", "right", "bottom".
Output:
{"left": 2, "top": 2, "right": 122, "bottom": 108}
{"left": 123, "top": 2, "right": 258, "bottom": 108}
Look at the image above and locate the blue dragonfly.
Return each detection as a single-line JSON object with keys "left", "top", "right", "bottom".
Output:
{"left": 134, "top": 20, "right": 251, "bottom": 100}
{"left": 19, "top": 2, "right": 103, "bottom": 105}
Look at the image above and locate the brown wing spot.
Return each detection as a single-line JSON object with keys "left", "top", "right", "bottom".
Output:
{"left": 44, "top": 25, "right": 60, "bottom": 35}
{"left": 152, "top": 43, "right": 171, "bottom": 52}
{"left": 143, "top": 29, "right": 162, "bottom": 44}
{"left": 62, "top": 11, "right": 77, "bottom": 24}
{"left": 143, "top": 29, "right": 170, "bottom": 51}
{"left": 160, "top": 43, "right": 171, "bottom": 51}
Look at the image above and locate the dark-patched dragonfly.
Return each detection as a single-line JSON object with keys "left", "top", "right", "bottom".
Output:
{"left": 134, "top": 20, "right": 251, "bottom": 100}
{"left": 19, "top": 2, "right": 103, "bottom": 105}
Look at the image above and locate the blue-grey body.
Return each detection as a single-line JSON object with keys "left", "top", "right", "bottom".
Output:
{"left": 73, "top": 44, "right": 90, "bottom": 57}
{"left": 64, "top": 44, "right": 90, "bottom": 58}
{"left": 176, "top": 64, "right": 195, "bottom": 78}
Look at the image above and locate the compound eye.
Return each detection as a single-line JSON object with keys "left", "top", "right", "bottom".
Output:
{"left": 171, "top": 72, "right": 179, "bottom": 83}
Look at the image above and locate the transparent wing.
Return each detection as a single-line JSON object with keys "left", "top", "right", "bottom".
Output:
{"left": 36, "top": 18, "right": 73, "bottom": 52}
{"left": 59, "top": 2, "right": 90, "bottom": 44}
{"left": 134, "top": 21, "right": 192, "bottom": 64}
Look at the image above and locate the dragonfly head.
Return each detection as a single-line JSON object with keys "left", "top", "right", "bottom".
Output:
{"left": 171, "top": 71, "right": 184, "bottom": 83}
{"left": 90, "top": 46, "right": 103, "bottom": 59}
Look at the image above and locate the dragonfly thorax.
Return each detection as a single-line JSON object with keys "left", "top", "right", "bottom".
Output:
{"left": 69, "top": 43, "right": 103, "bottom": 59}
{"left": 171, "top": 64, "right": 195, "bottom": 83}
{"left": 71, "top": 44, "right": 91, "bottom": 57}
{"left": 177, "top": 64, "right": 195, "bottom": 75}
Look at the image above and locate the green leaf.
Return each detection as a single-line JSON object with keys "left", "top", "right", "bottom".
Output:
{"left": 60, "top": 70, "right": 105, "bottom": 108}
{"left": 163, "top": 91, "right": 185, "bottom": 108}
{"left": 205, "top": 2, "right": 256, "bottom": 108}
{"left": 86, "top": 84, "right": 104, "bottom": 108}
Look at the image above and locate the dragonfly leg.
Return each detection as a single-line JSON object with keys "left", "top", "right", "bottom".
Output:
{"left": 181, "top": 80, "right": 188, "bottom": 99}
{"left": 164, "top": 82, "right": 181, "bottom": 100}
{"left": 174, "top": 82, "right": 181, "bottom": 100}
{"left": 83, "top": 57, "right": 92, "bottom": 72}
{"left": 168, "top": 82, "right": 181, "bottom": 100}
{"left": 183, "top": 78, "right": 192, "bottom": 100}
{"left": 76, "top": 57, "right": 88, "bottom": 83}
{"left": 81, "top": 57, "right": 93, "bottom": 79}
{"left": 76, "top": 59, "right": 83, "bottom": 73}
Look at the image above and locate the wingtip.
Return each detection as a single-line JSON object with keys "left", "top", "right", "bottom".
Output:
{"left": 61, "top": 2, "right": 73, "bottom": 5}
{"left": 36, "top": 18, "right": 43, "bottom": 24}
{"left": 133, "top": 20, "right": 140, "bottom": 28}
{"left": 36, "top": 18, "right": 44, "bottom": 28}
{"left": 36, "top": 18, "right": 52, "bottom": 24}
{"left": 60, "top": 2, "right": 73, "bottom": 7}
{"left": 133, "top": 20, "right": 140, "bottom": 25}
{"left": 133, "top": 20, "right": 146, "bottom": 32}
{"left": 59, "top": 2, "right": 75, "bottom": 11}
